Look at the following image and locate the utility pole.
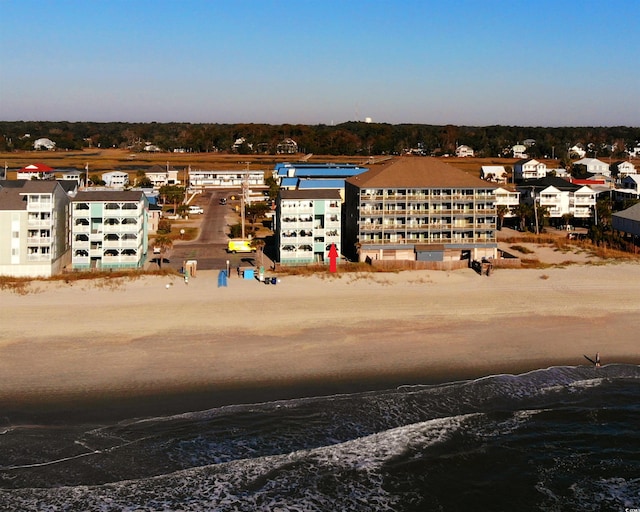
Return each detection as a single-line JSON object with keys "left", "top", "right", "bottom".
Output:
{"left": 532, "top": 186, "right": 539, "bottom": 235}
{"left": 241, "top": 162, "right": 249, "bottom": 239}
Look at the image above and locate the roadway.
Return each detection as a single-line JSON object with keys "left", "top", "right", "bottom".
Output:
{"left": 164, "top": 189, "right": 270, "bottom": 273}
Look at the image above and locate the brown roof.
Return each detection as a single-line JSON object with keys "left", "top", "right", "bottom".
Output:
{"left": 279, "top": 189, "right": 341, "bottom": 200}
{"left": 345, "top": 157, "right": 495, "bottom": 189}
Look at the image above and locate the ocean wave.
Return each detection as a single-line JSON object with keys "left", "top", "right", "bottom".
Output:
{"left": 1, "top": 365, "right": 639, "bottom": 510}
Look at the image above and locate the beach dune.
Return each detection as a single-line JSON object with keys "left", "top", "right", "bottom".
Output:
{"left": 1, "top": 264, "right": 639, "bottom": 420}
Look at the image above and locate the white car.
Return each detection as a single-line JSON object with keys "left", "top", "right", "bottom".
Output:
{"left": 188, "top": 205, "right": 204, "bottom": 214}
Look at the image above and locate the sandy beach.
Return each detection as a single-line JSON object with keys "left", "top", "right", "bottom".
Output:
{"left": 2, "top": 260, "right": 640, "bottom": 420}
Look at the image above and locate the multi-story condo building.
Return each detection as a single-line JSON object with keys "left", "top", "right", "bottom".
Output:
{"left": 276, "top": 189, "right": 342, "bottom": 265}
{"left": 0, "top": 180, "right": 71, "bottom": 277}
{"left": 70, "top": 191, "right": 149, "bottom": 270}
{"left": 343, "top": 158, "right": 498, "bottom": 263}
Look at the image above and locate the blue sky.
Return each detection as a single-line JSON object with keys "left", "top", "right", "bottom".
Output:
{"left": 1, "top": 0, "right": 638, "bottom": 126}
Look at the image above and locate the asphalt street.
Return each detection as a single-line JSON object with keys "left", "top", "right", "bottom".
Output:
{"left": 161, "top": 189, "right": 272, "bottom": 273}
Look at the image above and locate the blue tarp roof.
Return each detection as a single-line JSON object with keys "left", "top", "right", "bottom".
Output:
{"left": 280, "top": 177, "right": 299, "bottom": 187}
{"left": 298, "top": 179, "right": 346, "bottom": 189}
{"left": 295, "top": 168, "right": 367, "bottom": 178}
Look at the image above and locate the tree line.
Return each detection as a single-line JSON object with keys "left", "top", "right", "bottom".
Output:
{"left": 1, "top": 121, "right": 638, "bottom": 159}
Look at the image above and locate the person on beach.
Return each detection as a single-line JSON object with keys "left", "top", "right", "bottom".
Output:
{"left": 595, "top": 352, "right": 601, "bottom": 367}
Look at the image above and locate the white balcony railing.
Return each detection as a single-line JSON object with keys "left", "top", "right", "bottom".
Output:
{"left": 27, "top": 202, "right": 52, "bottom": 212}
{"left": 26, "top": 237, "right": 51, "bottom": 245}
{"left": 27, "top": 253, "right": 51, "bottom": 262}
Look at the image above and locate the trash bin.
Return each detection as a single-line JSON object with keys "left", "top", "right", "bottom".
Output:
{"left": 244, "top": 269, "right": 254, "bottom": 280}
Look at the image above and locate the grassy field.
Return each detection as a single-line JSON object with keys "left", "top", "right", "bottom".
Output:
{"left": 5, "top": 149, "right": 635, "bottom": 181}
{"left": 1, "top": 148, "right": 561, "bottom": 179}
{"left": 1, "top": 149, "right": 370, "bottom": 176}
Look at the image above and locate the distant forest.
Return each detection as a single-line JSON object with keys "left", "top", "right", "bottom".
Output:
{"left": 1, "top": 121, "right": 639, "bottom": 161}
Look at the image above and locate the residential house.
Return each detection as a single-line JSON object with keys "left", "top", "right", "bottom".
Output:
{"left": 70, "top": 190, "right": 149, "bottom": 270}
{"left": 611, "top": 161, "right": 636, "bottom": 180}
{"left": 574, "top": 158, "right": 611, "bottom": 176}
{"left": 276, "top": 189, "right": 341, "bottom": 265}
{"left": 343, "top": 157, "right": 498, "bottom": 263}
{"left": 276, "top": 138, "right": 299, "bottom": 154}
{"left": 17, "top": 162, "right": 56, "bottom": 180}
{"left": 0, "top": 180, "right": 71, "bottom": 277}
{"left": 33, "top": 138, "right": 56, "bottom": 150}
{"left": 57, "top": 169, "right": 86, "bottom": 188}
{"left": 145, "top": 164, "right": 181, "bottom": 189}
{"left": 548, "top": 167, "right": 571, "bottom": 178}
{"left": 102, "top": 171, "right": 130, "bottom": 188}
{"left": 494, "top": 186, "right": 520, "bottom": 220}
{"left": 612, "top": 202, "right": 640, "bottom": 241}
{"left": 513, "top": 159, "right": 547, "bottom": 181}
{"left": 232, "top": 137, "right": 253, "bottom": 152}
{"left": 480, "top": 165, "right": 508, "bottom": 183}
{"left": 517, "top": 176, "right": 596, "bottom": 224}
{"left": 569, "top": 144, "right": 587, "bottom": 158}
{"left": 512, "top": 144, "right": 527, "bottom": 158}
{"left": 616, "top": 175, "right": 640, "bottom": 200}
{"left": 455, "top": 145, "right": 474, "bottom": 157}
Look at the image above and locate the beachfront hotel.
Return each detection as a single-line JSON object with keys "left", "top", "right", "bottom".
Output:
{"left": 343, "top": 157, "right": 498, "bottom": 264}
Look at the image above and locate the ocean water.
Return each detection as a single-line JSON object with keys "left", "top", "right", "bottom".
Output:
{"left": 0, "top": 365, "right": 639, "bottom": 511}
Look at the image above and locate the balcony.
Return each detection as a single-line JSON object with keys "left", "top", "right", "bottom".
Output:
{"left": 102, "top": 255, "right": 140, "bottom": 264}
{"left": 104, "top": 240, "right": 140, "bottom": 249}
{"left": 103, "top": 223, "right": 140, "bottom": 233}
{"left": 26, "top": 202, "right": 53, "bottom": 212}
{"left": 27, "top": 253, "right": 51, "bottom": 262}
{"left": 26, "top": 237, "right": 51, "bottom": 245}
{"left": 103, "top": 209, "right": 142, "bottom": 218}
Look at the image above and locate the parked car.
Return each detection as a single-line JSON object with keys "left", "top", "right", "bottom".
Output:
{"left": 188, "top": 205, "right": 204, "bottom": 214}
{"left": 227, "top": 239, "right": 256, "bottom": 253}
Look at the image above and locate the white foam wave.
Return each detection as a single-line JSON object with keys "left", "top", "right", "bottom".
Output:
{"left": 0, "top": 414, "right": 480, "bottom": 511}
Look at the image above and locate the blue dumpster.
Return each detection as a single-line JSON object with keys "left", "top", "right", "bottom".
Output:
{"left": 244, "top": 268, "right": 254, "bottom": 280}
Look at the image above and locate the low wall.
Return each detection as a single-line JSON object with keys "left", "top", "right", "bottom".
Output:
{"left": 368, "top": 259, "right": 470, "bottom": 271}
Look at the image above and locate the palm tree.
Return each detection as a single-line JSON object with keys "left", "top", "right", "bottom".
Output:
{"left": 152, "top": 235, "right": 173, "bottom": 269}
{"left": 496, "top": 205, "right": 509, "bottom": 230}
{"left": 511, "top": 203, "right": 532, "bottom": 232}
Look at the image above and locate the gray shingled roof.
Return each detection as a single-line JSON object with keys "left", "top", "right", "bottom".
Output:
{"left": 0, "top": 180, "right": 62, "bottom": 210}
{"left": 612, "top": 202, "right": 640, "bottom": 222}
